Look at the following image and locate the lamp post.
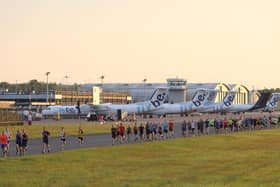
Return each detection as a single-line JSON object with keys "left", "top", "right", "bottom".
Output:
{"left": 100, "top": 75, "right": 104, "bottom": 86}
{"left": 143, "top": 78, "right": 147, "bottom": 101}
{"left": 46, "top": 72, "right": 50, "bottom": 104}
{"left": 15, "top": 80, "right": 18, "bottom": 94}
{"left": 64, "top": 75, "right": 69, "bottom": 91}
{"left": 64, "top": 75, "right": 69, "bottom": 84}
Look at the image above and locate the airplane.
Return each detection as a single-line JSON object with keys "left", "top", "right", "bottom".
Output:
{"left": 42, "top": 101, "right": 92, "bottom": 117}
{"left": 94, "top": 87, "right": 168, "bottom": 116}
{"left": 224, "top": 92, "right": 271, "bottom": 113}
{"left": 263, "top": 93, "right": 280, "bottom": 112}
{"left": 150, "top": 89, "right": 216, "bottom": 116}
{"left": 197, "top": 91, "right": 236, "bottom": 113}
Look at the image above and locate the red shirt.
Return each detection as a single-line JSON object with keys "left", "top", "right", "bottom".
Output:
{"left": 169, "top": 122, "right": 174, "bottom": 129}
{"left": 0, "top": 135, "right": 8, "bottom": 145}
{"left": 224, "top": 121, "right": 228, "bottom": 127}
{"left": 120, "top": 125, "right": 125, "bottom": 134}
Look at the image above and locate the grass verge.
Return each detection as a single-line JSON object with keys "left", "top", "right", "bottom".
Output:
{"left": 1, "top": 129, "right": 280, "bottom": 186}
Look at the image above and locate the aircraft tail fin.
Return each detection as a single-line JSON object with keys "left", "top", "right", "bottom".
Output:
{"left": 223, "top": 91, "right": 236, "bottom": 107}
{"left": 250, "top": 92, "right": 271, "bottom": 111}
{"left": 266, "top": 93, "right": 280, "bottom": 108}
{"left": 192, "top": 89, "right": 211, "bottom": 108}
{"left": 206, "top": 90, "right": 218, "bottom": 104}
{"left": 149, "top": 87, "right": 168, "bottom": 109}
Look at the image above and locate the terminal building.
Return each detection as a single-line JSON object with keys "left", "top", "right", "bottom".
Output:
{"left": 0, "top": 89, "right": 131, "bottom": 110}
{"left": 82, "top": 78, "right": 255, "bottom": 105}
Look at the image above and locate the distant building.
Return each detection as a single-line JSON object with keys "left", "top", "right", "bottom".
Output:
{"left": 0, "top": 89, "right": 132, "bottom": 109}
{"left": 81, "top": 78, "right": 254, "bottom": 105}
{"left": 0, "top": 78, "right": 259, "bottom": 109}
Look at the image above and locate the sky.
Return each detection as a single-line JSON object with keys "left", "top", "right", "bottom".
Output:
{"left": 1, "top": 0, "right": 280, "bottom": 89}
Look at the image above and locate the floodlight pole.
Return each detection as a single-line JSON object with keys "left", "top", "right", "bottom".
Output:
{"left": 46, "top": 72, "right": 50, "bottom": 105}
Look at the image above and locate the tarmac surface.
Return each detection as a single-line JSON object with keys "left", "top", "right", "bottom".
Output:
{"left": 5, "top": 111, "right": 280, "bottom": 157}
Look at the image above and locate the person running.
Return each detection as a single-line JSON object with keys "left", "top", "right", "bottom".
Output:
{"left": 119, "top": 123, "right": 125, "bottom": 143}
{"left": 78, "top": 126, "right": 84, "bottom": 145}
{"left": 214, "top": 119, "right": 219, "bottom": 134}
{"left": 223, "top": 119, "right": 228, "bottom": 133}
{"left": 205, "top": 119, "right": 210, "bottom": 135}
{"left": 15, "top": 130, "right": 22, "bottom": 155}
{"left": 158, "top": 123, "right": 163, "bottom": 140}
{"left": 149, "top": 122, "right": 154, "bottom": 141}
{"left": 126, "top": 125, "right": 132, "bottom": 143}
{"left": 60, "top": 127, "right": 66, "bottom": 150}
{"left": 191, "top": 120, "right": 196, "bottom": 135}
{"left": 152, "top": 122, "right": 158, "bottom": 140}
{"left": 4, "top": 128, "right": 12, "bottom": 154}
{"left": 0, "top": 131, "right": 8, "bottom": 157}
{"left": 28, "top": 111, "right": 32, "bottom": 125}
{"left": 168, "top": 120, "right": 174, "bottom": 138}
{"left": 116, "top": 124, "right": 120, "bottom": 142}
{"left": 21, "top": 129, "right": 28, "bottom": 156}
{"left": 197, "top": 120, "right": 202, "bottom": 136}
{"left": 145, "top": 122, "right": 150, "bottom": 141}
{"left": 181, "top": 120, "right": 187, "bottom": 137}
{"left": 42, "top": 127, "right": 51, "bottom": 154}
{"left": 111, "top": 124, "right": 117, "bottom": 145}
{"left": 133, "top": 123, "right": 139, "bottom": 142}
{"left": 139, "top": 123, "right": 145, "bottom": 141}
{"left": 163, "top": 120, "right": 169, "bottom": 139}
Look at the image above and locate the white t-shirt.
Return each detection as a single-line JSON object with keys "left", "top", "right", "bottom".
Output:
{"left": 60, "top": 130, "right": 66, "bottom": 138}
{"left": 191, "top": 122, "right": 196, "bottom": 129}
{"left": 4, "top": 131, "right": 11, "bottom": 140}
{"left": 28, "top": 114, "right": 32, "bottom": 121}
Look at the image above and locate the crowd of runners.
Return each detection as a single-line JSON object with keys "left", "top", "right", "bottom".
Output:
{"left": 0, "top": 126, "right": 85, "bottom": 157}
{"left": 110, "top": 114, "right": 280, "bottom": 145}
{"left": 1, "top": 113, "right": 280, "bottom": 157}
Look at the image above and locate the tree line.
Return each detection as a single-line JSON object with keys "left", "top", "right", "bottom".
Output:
{"left": 0, "top": 80, "right": 81, "bottom": 94}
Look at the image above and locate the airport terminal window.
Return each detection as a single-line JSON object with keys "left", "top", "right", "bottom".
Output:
{"left": 168, "top": 81, "right": 186, "bottom": 87}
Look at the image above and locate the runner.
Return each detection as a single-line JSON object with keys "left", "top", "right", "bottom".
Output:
{"left": 0, "top": 131, "right": 8, "bottom": 157}
{"left": 21, "top": 129, "right": 28, "bottom": 156}
{"left": 139, "top": 123, "right": 145, "bottom": 141}
{"left": 158, "top": 123, "right": 163, "bottom": 140}
{"left": 119, "top": 123, "right": 125, "bottom": 143}
{"left": 168, "top": 120, "right": 174, "bottom": 137}
{"left": 145, "top": 122, "right": 150, "bottom": 141}
{"left": 60, "top": 127, "right": 66, "bottom": 150}
{"left": 205, "top": 119, "right": 210, "bottom": 135}
{"left": 4, "top": 128, "right": 12, "bottom": 154}
{"left": 133, "top": 123, "right": 139, "bottom": 142}
{"left": 191, "top": 120, "right": 196, "bottom": 136}
{"left": 42, "top": 127, "right": 51, "bottom": 154}
{"left": 126, "top": 125, "right": 132, "bottom": 143}
{"left": 111, "top": 124, "right": 117, "bottom": 145}
{"left": 28, "top": 112, "right": 32, "bottom": 125}
{"left": 15, "top": 130, "right": 22, "bottom": 155}
{"left": 181, "top": 120, "right": 187, "bottom": 137}
{"left": 163, "top": 120, "right": 169, "bottom": 139}
{"left": 151, "top": 122, "right": 157, "bottom": 140}
{"left": 78, "top": 126, "right": 84, "bottom": 145}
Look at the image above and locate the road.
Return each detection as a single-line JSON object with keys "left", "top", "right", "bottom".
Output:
{"left": 6, "top": 122, "right": 185, "bottom": 157}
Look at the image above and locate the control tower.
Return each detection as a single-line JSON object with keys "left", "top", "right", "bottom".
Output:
{"left": 166, "top": 78, "right": 187, "bottom": 103}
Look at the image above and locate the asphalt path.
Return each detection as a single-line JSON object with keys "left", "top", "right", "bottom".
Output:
{"left": 4, "top": 111, "right": 280, "bottom": 157}
{"left": 6, "top": 122, "right": 186, "bottom": 157}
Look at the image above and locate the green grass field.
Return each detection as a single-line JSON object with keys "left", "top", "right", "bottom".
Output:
{"left": 1, "top": 129, "right": 280, "bottom": 186}
{"left": 0, "top": 122, "right": 134, "bottom": 140}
